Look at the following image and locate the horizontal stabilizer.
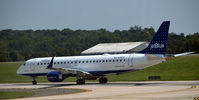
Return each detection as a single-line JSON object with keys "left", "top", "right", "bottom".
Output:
{"left": 174, "top": 52, "right": 194, "bottom": 57}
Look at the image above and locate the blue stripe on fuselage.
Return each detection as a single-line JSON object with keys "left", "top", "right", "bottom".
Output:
{"left": 19, "top": 70, "right": 132, "bottom": 77}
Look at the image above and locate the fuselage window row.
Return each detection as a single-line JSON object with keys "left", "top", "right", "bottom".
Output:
{"left": 36, "top": 59, "right": 126, "bottom": 66}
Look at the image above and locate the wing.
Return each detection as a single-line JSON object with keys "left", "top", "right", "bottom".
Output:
{"left": 46, "top": 57, "right": 92, "bottom": 77}
{"left": 48, "top": 67, "right": 91, "bottom": 77}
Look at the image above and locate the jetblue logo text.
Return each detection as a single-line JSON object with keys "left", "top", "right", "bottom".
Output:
{"left": 150, "top": 43, "right": 164, "bottom": 49}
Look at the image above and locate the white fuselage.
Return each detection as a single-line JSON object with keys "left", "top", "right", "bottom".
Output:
{"left": 17, "top": 53, "right": 164, "bottom": 76}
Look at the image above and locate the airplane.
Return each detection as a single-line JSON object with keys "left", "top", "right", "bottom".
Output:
{"left": 17, "top": 21, "right": 171, "bottom": 85}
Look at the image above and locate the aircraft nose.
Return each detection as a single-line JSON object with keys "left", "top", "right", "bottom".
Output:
{"left": 16, "top": 65, "right": 23, "bottom": 75}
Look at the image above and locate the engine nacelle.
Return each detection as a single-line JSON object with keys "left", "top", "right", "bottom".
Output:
{"left": 47, "top": 71, "right": 65, "bottom": 82}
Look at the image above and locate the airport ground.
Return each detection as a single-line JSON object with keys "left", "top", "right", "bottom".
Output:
{"left": 0, "top": 56, "right": 199, "bottom": 99}
{"left": 1, "top": 56, "right": 199, "bottom": 83}
{"left": 0, "top": 81, "right": 199, "bottom": 100}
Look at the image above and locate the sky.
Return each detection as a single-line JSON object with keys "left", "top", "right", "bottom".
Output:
{"left": 0, "top": 0, "right": 198, "bottom": 35}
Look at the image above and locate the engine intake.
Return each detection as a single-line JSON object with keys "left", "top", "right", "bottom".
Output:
{"left": 47, "top": 71, "right": 65, "bottom": 82}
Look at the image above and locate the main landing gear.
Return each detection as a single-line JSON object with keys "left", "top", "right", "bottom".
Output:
{"left": 76, "top": 79, "right": 85, "bottom": 85}
{"left": 31, "top": 76, "right": 37, "bottom": 85}
{"left": 32, "top": 80, "right": 37, "bottom": 85}
{"left": 76, "top": 77, "right": 108, "bottom": 85}
{"left": 99, "top": 77, "right": 108, "bottom": 84}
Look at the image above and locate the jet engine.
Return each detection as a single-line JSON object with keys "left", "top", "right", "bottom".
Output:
{"left": 46, "top": 71, "right": 65, "bottom": 82}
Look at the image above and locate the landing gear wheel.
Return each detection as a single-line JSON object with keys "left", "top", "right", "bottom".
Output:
{"left": 99, "top": 77, "right": 108, "bottom": 84}
{"left": 76, "top": 79, "right": 85, "bottom": 85}
{"left": 31, "top": 76, "right": 37, "bottom": 85}
{"left": 32, "top": 80, "right": 37, "bottom": 85}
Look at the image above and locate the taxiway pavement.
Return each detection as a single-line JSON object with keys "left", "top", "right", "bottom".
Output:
{"left": 0, "top": 81, "right": 199, "bottom": 100}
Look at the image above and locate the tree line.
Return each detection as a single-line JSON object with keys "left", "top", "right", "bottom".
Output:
{"left": 0, "top": 26, "right": 198, "bottom": 62}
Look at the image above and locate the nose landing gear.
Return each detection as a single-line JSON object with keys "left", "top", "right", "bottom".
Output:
{"left": 31, "top": 76, "right": 37, "bottom": 85}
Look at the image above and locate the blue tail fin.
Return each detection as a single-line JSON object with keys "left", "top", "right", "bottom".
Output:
{"left": 139, "top": 21, "right": 170, "bottom": 54}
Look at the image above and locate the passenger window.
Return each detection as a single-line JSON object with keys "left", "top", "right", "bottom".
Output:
{"left": 116, "top": 60, "right": 118, "bottom": 62}
{"left": 124, "top": 59, "right": 126, "bottom": 62}
{"left": 102, "top": 60, "right": 105, "bottom": 62}
{"left": 113, "top": 60, "right": 115, "bottom": 62}
{"left": 93, "top": 60, "right": 95, "bottom": 63}
{"left": 75, "top": 61, "right": 77, "bottom": 63}
{"left": 89, "top": 61, "right": 92, "bottom": 63}
{"left": 82, "top": 61, "right": 84, "bottom": 63}
{"left": 44, "top": 63, "right": 46, "bottom": 65}
{"left": 57, "top": 62, "right": 59, "bottom": 64}
{"left": 41, "top": 63, "right": 43, "bottom": 65}
{"left": 47, "top": 63, "right": 49, "bottom": 64}
{"left": 61, "top": 62, "right": 63, "bottom": 64}
{"left": 109, "top": 60, "right": 111, "bottom": 62}
{"left": 71, "top": 61, "right": 73, "bottom": 64}
{"left": 54, "top": 62, "right": 56, "bottom": 64}
{"left": 37, "top": 63, "right": 39, "bottom": 65}
{"left": 96, "top": 60, "right": 98, "bottom": 63}
{"left": 79, "top": 61, "right": 81, "bottom": 63}
{"left": 99, "top": 60, "right": 101, "bottom": 62}
{"left": 67, "top": 62, "right": 69, "bottom": 64}
{"left": 64, "top": 62, "right": 66, "bottom": 64}
{"left": 106, "top": 60, "right": 108, "bottom": 62}
{"left": 120, "top": 59, "right": 122, "bottom": 62}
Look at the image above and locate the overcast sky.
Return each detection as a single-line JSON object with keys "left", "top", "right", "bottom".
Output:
{"left": 0, "top": 0, "right": 198, "bottom": 35}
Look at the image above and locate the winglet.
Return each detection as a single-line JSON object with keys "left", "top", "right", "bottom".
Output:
{"left": 47, "top": 57, "right": 54, "bottom": 69}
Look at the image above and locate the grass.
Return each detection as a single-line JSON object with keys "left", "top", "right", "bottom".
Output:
{"left": 107, "top": 56, "right": 199, "bottom": 81}
{"left": 0, "top": 56, "right": 199, "bottom": 83}
{"left": 0, "top": 91, "right": 34, "bottom": 99}
{"left": 0, "top": 61, "right": 76, "bottom": 83}
{"left": 0, "top": 62, "right": 48, "bottom": 83}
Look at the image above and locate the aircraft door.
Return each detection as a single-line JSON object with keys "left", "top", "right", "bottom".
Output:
{"left": 128, "top": 55, "right": 133, "bottom": 67}
{"left": 30, "top": 61, "right": 35, "bottom": 71}
{"left": 30, "top": 62, "right": 33, "bottom": 71}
